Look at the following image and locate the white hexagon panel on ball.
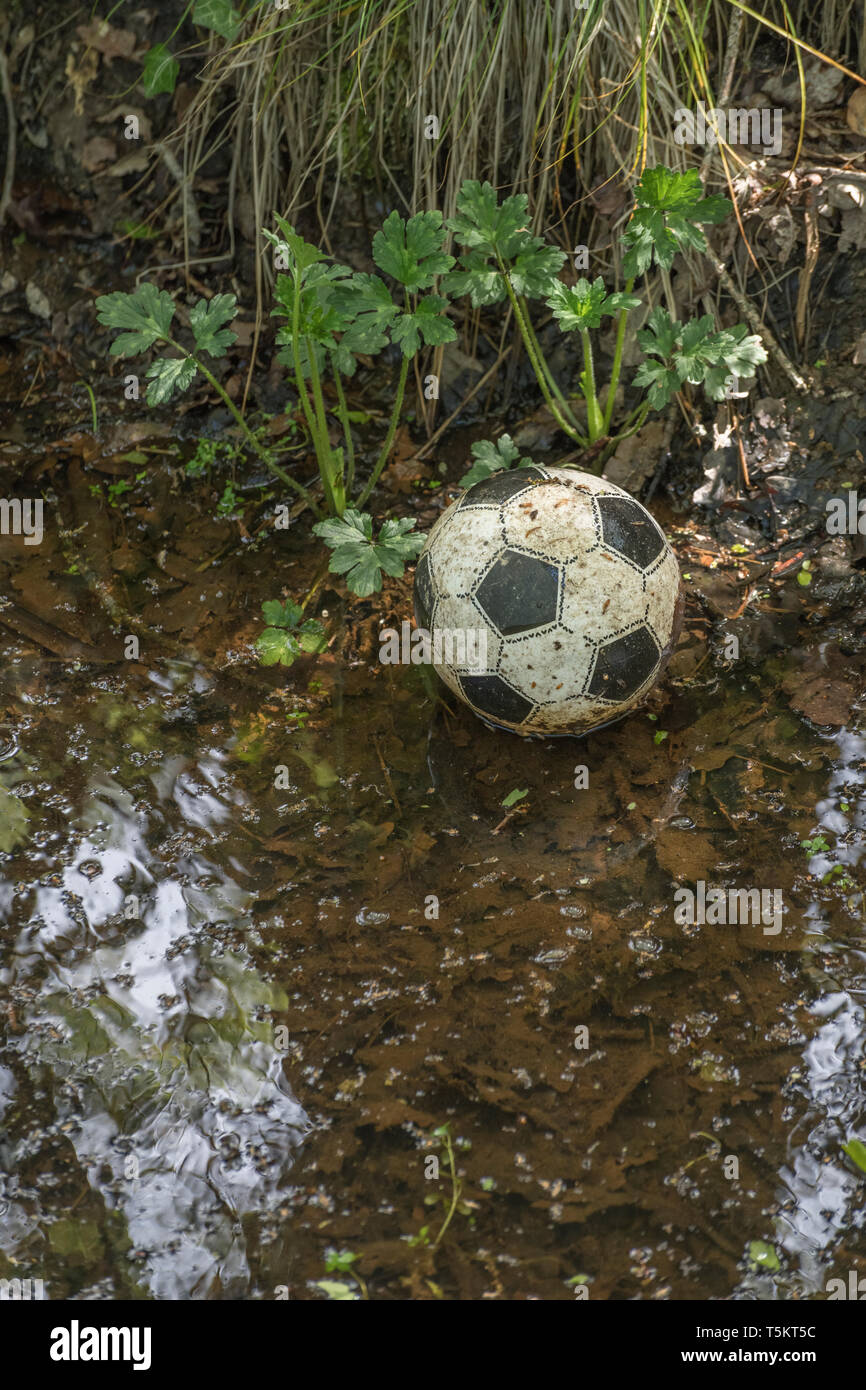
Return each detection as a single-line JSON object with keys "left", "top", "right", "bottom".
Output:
{"left": 412, "top": 465, "right": 684, "bottom": 737}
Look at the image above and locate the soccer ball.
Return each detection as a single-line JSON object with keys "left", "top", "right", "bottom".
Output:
{"left": 412, "top": 465, "right": 684, "bottom": 737}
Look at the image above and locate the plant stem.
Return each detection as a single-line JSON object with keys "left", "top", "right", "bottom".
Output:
{"left": 501, "top": 269, "right": 586, "bottom": 446}
{"left": 356, "top": 353, "right": 409, "bottom": 507}
{"left": 330, "top": 352, "right": 356, "bottom": 501}
{"left": 432, "top": 1130, "right": 462, "bottom": 1250}
{"left": 287, "top": 271, "right": 337, "bottom": 515}
{"left": 580, "top": 329, "right": 605, "bottom": 443}
{"left": 306, "top": 340, "right": 344, "bottom": 514}
{"left": 169, "top": 338, "right": 321, "bottom": 516}
{"left": 603, "top": 275, "right": 635, "bottom": 433}
{"left": 517, "top": 294, "right": 576, "bottom": 423}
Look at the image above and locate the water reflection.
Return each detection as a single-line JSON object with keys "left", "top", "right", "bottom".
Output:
{"left": 1, "top": 694, "right": 308, "bottom": 1300}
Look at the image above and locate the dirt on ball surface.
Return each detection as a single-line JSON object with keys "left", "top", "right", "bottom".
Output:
{"left": 413, "top": 466, "right": 684, "bottom": 737}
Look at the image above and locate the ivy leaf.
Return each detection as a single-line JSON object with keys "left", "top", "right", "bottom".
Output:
{"left": 313, "top": 510, "right": 425, "bottom": 597}
{"left": 141, "top": 44, "right": 179, "bottom": 96}
{"left": 193, "top": 0, "right": 242, "bottom": 41}
{"left": 458, "top": 434, "right": 533, "bottom": 488}
{"left": 390, "top": 295, "right": 456, "bottom": 357}
{"left": 189, "top": 293, "right": 238, "bottom": 357}
{"left": 144, "top": 357, "right": 197, "bottom": 405}
{"left": 372, "top": 210, "right": 454, "bottom": 291}
{"left": 261, "top": 599, "right": 303, "bottom": 629}
{"left": 95, "top": 283, "right": 176, "bottom": 356}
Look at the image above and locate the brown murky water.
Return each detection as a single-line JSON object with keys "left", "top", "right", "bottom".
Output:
{"left": 0, "top": 480, "right": 864, "bottom": 1299}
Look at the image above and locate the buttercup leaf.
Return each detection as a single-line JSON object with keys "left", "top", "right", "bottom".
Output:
{"left": 96, "top": 283, "right": 176, "bottom": 356}
{"left": 144, "top": 356, "right": 197, "bottom": 405}
{"left": 189, "top": 293, "right": 238, "bottom": 357}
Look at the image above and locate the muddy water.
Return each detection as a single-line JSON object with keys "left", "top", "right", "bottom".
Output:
{"left": 0, "top": 606, "right": 863, "bottom": 1301}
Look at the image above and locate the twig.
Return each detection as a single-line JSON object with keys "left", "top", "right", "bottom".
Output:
{"left": 411, "top": 346, "right": 512, "bottom": 463}
{"left": 709, "top": 253, "right": 811, "bottom": 394}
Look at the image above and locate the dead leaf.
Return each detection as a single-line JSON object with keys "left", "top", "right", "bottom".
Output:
{"left": 76, "top": 21, "right": 137, "bottom": 63}
{"left": 786, "top": 678, "right": 856, "bottom": 727}
{"left": 847, "top": 84, "right": 866, "bottom": 136}
{"left": 655, "top": 829, "right": 720, "bottom": 881}
{"left": 65, "top": 49, "right": 100, "bottom": 116}
{"left": 81, "top": 137, "right": 117, "bottom": 173}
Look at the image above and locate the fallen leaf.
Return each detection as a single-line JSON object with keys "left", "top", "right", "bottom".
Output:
{"left": 76, "top": 21, "right": 138, "bottom": 63}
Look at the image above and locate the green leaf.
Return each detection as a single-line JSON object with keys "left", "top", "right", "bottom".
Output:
{"left": 0, "top": 786, "right": 29, "bottom": 852}
{"left": 255, "top": 629, "right": 302, "bottom": 667}
{"left": 189, "top": 293, "right": 238, "bottom": 357}
{"left": 748, "top": 1240, "right": 780, "bottom": 1272}
{"left": 47, "top": 1218, "right": 103, "bottom": 1262}
{"left": 547, "top": 277, "right": 603, "bottom": 331}
{"left": 637, "top": 306, "right": 680, "bottom": 359}
{"left": 263, "top": 217, "right": 327, "bottom": 275}
{"left": 144, "top": 357, "right": 197, "bottom": 405}
{"left": 441, "top": 251, "right": 505, "bottom": 308}
{"left": 324, "top": 1248, "right": 359, "bottom": 1273}
{"left": 509, "top": 242, "right": 567, "bottom": 298}
{"left": 391, "top": 294, "right": 456, "bottom": 357}
{"left": 372, "top": 210, "right": 454, "bottom": 292}
{"left": 622, "top": 166, "right": 733, "bottom": 275}
{"left": 501, "top": 787, "right": 528, "bottom": 808}
{"left": 193, "top": 0, "right": 242, "bottom": 41}
{"left": 261, "top": 599, "right": 303, "bottom": 629}
{"left": 632, "top": 358, "right": 683, "bottom": 410}
{"left": 313, "top": 510, "right": 424, "bottom": 597}
{"left": 448, "top": 181, "right": 531, "bottom": 259}
{"left": 141, "top": 44, "right": 179, "bottom": 97}
{"left": 843, "top": 1138, "right": 866, "bottom": 1173}
{"left": 297, "top": 619, "right": 328, "bottom": 654}
{"left": 458, "top": 434, "right": 533, "bottom": 488}
{"left": 314, "top": 1279, "right": 359, "bottom": 1301}
{"left": 95, "top": 283, "right": 176, "bottom": 356}
{"left": 446, "top": 181, "right": 565, "bottom": 302}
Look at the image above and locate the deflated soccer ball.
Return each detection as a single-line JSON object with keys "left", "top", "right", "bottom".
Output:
{"left": 412, "top": 465, "right": 684, "bottom": 737}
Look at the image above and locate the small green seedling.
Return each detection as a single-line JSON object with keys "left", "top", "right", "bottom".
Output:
{"left": 255, "top": 600, "right": 327, "bottom": 668}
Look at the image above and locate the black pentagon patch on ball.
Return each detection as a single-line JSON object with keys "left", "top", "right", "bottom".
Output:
{"left": 457, "top": 467, "right": 547, "bottom": 509}
{"left": 413, "top": 552, "right": 435, "bottom": 629}
{"left": 459, "top": 673, "right": 534, "bottom": 726}
{"left": 596, "top": 495, "right": 665, "bottom": 569}
{"left": 474, "top": 549, "right": 559, "bottom": 636}
{"left": 587, "top": 625, "right": 660, "bottom": 700}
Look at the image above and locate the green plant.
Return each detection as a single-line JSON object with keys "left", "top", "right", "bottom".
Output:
{"left": 314, "top": 1247, "right": 367, "bottom": 1300}
{"left": 255, "top": 601, "right": 327, "bottom": 668}
{"left": 95, "top": 284, "right": 316, "bottom": 512}
{"left": 443, "top": 169, "right": 767, "bottom": 456}
{"left": 263, "top": 209, "right": 455, "bottom": 514}
{"left": 311, "top": 512, "right": 424, "bottom": 599}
